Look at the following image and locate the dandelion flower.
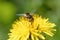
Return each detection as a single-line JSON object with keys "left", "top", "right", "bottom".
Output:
{"left": 8, "top": 14, "right": 56, "bottom": 40}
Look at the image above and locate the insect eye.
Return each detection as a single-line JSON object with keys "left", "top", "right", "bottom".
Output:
{"left": 26, "top": 13, "right": 30, "bottom": 15}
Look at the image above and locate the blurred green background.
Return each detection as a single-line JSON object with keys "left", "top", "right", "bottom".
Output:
{"left": 0, "top": 0, "right": 60, "bottom": 40}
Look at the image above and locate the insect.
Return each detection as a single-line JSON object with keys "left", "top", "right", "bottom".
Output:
{"left": 16, "top": 13, "right": 34, "bottom": 22}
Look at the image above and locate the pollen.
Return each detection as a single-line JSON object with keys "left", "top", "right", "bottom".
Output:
{"left": 8, "top": 14, "right": 56, "bottom": 40}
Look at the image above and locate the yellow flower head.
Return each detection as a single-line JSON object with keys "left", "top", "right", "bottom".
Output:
{"left": 8, "top": 14, "right": 56, "bottom": 40}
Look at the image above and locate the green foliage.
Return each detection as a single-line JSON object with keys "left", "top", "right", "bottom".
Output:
{"left": 0, "top": 2, "right": 17, "bottom": 25}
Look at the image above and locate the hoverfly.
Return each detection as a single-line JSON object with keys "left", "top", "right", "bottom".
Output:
{"left": 16, "top": 10, "right": 36, "bottom": 22}
{"left": 16, "top": 13, "right": 34, "bottom": 22}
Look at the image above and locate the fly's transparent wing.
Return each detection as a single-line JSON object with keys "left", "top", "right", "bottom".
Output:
{"left": 16, "top": 10, "right": 36, "bottom": 16}
{"left": 30, "top": 10, "right": 36, "bottom": 15}
{"left": 16, "top": 14, "right": 24, "bottom": 16}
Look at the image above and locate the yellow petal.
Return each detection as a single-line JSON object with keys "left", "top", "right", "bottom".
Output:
{"left": 35, "top": 36, "right": 39, "bottom": 40}
{"left": 43, "top": 31, "right": 54, "bottom": 36}
{"left": 31, "top": 34, "right": 34, "bottom": 40}
{"left": 32, "top": 32, "right": 45, "bottom": 40}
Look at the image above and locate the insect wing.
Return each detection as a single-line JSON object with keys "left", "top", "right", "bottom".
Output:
{"left": 16, "top": 14, "right": 24, "bottom": 16}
